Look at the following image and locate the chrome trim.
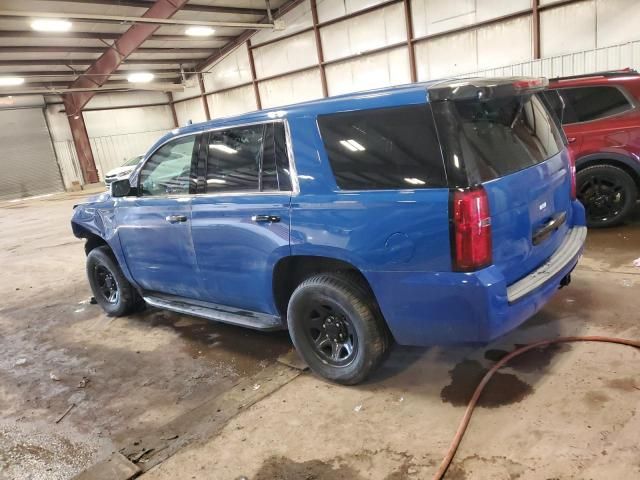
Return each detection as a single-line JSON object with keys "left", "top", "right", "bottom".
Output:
{"left": 507, "top": 226, "right": 587, "bottom": 303}
{"left": 143, "top": 293, "right": 284, "bottom": 331}
{"left": 129, "top": 118, "right": 299, "bottom": 198}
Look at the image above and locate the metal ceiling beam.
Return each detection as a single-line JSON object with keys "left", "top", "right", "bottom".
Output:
{"left": 39, "top": 0, "right": 266, "bottom": 16}
{"left": 0, "top": 46, "right": 217, "bottom": 54}
{"left": 0, "top": 10, "right": 277, "bottom": 29}
{"left": 196, "top": 0, "right": 304, "bottom": 71}
{"left": 0, "top": 30, "right": 235, "bottom": 42}
{"left": 5, "top": 70, "right": 181, "bottom": 79}
{"left": 0, "top": 82, "right": 182, "bottom": 92}
{"left": 63, "top": 0, "right": 190, "bottom": 185}
{"left": 0, "top": 59, "right": 196, "bottom": 66}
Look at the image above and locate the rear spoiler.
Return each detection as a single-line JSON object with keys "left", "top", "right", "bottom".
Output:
{"left": 428, "top": 77, "right": 549, "bottom": 102}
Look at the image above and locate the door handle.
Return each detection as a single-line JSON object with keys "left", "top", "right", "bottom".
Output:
{"left": 567, "top": 136, "right": 577, "bottom": 143}
{"left": 165, "top": 215, "right": 188, "bottom": 223}
{"left": 251, "top": 215, "right": 281, "bottom": 223}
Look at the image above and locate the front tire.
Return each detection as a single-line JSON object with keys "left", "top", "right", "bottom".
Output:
{"left": 577, "top": 164, "right": 637, "bottom": 228}
{"left": 287, "top": 273, "right": 389, "bottom": 385}
{"left": 86, "top": 246, "right": 142, "bottom": 316}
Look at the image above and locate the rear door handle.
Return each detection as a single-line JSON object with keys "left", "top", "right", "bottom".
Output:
{"left": 532, "top": 211, "right": 567, "bottom": 245}
{"left": 567, "top": 137, "right": 577, "bottom": 143}
{"left": 251, "top": 215, "right": 281, "bottom": 223}
{"left": 165, "top": 214, "right": 188, "bottom": 223}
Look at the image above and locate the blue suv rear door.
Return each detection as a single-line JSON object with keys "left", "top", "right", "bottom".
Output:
{"left": 116, "top": 133, "right": 202, "bottom": 298}
{"left": 190, "top": 121, "right": 293, "bottom": 314}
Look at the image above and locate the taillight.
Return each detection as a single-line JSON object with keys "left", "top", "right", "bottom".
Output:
{"left": 451, "top": 187, "right": 492, "bottom": 271}
{"left": 568, "top": 150, "right": 577, "bottom": 200}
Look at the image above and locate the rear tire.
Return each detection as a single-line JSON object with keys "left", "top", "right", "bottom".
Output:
{"left": 287, "top": 272, "right": 389, "bottom": 385}
{"left": 577, "top": 164, "right": 637, "bottom": 228}
{"left": 86, "top": 246, "right": 142, "bottom": 316}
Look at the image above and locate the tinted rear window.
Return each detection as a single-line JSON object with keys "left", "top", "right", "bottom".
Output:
{"left": 317, "top": 105, "right": 446, "bottom": 190}
{"left": 432, "top": 94, "right": 565, "bottom": 186}
{"left": 556, "top": 86, "right": 633, "bottom": 124}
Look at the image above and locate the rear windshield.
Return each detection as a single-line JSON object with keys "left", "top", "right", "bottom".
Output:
{"left": 317, "top": 105, "right": 447, "bottom": 190}
{"left": 432, "top": 94, "right": 565, "bottom": 186}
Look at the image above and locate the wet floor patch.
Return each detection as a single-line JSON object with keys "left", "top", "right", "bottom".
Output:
{"left": 250, "top": 455, "right": 365, "bottom": 480}
{"left": 440, "top": 359, "right": 533, "bottom": 408}
{"left": 133, "top": 309, "right": 293, "bottom": 376}
{"left": 483, "top": 344, "right": 572, "bottom": 373}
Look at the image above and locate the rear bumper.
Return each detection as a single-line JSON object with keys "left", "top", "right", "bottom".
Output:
{"left": 366, "top": 202, "right": 587, "bottom": 346}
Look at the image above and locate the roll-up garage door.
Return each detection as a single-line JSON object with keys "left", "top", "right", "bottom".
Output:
{"left": 0, "top": 108, "right": 64, "bottom": 201}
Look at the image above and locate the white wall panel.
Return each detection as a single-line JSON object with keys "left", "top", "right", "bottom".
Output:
{"left": 476, "top": 16, "right": 532, "bottom": 70}
{"left": 208, "top": 85, "right": 257, "bottom": 119}
{"left": 414, "top": 30, "right": 477, "bottom": 81}
{"left": 320, "top": 2, "right": 406, "bottom": 62}
{"left": 411, "top": 0, "right": 475, "bottom": 37}
{"left": 203, "top": 43, "right": 252, "bottom": 92}
{"left": 252, "top": 0, "right": 312, "bottom": 45}
{"left": 326, "top": 47, "right": 410, "bottom": 95}
{"left": 596, "top": 0, "right": 640, "bottom": 48}
{"left": 174, "top": 97, "right": 207, "bottom": 126}
{"left": 253, "top": 30, "right": 318, "bottom": 79}
{"left": 258, "top": 68, "right": 323, "bottom": 108}
{"left": 476, "top": 0, "right": 530, "bottom": 22}
{"left": 85, "top": 91, "right": 169, "bottom": 109}
{"left": 541, "top": 1, "right": 595, "bottom": 58}
{"left": 53, "top": 140, "right": 83, "bottom": 189}
{"left": 317, "top": 0, "right": 389, "bottom": 23}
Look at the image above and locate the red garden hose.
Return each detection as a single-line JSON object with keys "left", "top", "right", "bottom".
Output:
{"left": 432, "top": 336, "right": 640, "bottom": 480}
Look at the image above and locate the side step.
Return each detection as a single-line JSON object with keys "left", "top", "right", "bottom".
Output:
{"left": 143, "top": 293, "right": 284, "bottom": 331}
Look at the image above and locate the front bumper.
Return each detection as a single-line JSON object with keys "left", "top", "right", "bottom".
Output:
{"left": 366, "top": 209, "right": 587, "bottom": 346}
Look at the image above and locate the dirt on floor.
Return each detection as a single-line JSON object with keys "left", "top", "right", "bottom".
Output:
{"left": 0, "top": 190, "right": 291, "bottom": 480}
{"left": 1, "top": 192, "right": 639, "bottom": 480}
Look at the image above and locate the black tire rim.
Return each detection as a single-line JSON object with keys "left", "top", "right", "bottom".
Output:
{"left": 302, "top": 302, "right": 358, "bottom": 367}
{"left": 578, "top": 174, "right": 627, "bottom": 223}
{"left": 94, "top": 264, "right": 119, "bottom": 304}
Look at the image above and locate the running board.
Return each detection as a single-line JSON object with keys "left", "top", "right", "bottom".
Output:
{"left": 142, "top": 293, "right": 284, "bottom": 331}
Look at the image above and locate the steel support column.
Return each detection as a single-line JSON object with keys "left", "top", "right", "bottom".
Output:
{"left": 198, "top": 73, "right": 211, "bottom": 120}
{"left": 310, "top": 0, "right": 328, "bottom": 97}
{"left": 533, "top": 0, "right": 541, "bottom": 59}
{"left": 64, "top": 108, "right": 100, "bottom": 184}
{"left": 247, "top": 40, "right": 262, "bottom": 110}
{"left": 168, "top": 92, "right": 179, "bottom": 127}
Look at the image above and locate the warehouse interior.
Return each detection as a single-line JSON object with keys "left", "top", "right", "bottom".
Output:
{"left": 0, "top": 1, "right": 639, "bottom": 479}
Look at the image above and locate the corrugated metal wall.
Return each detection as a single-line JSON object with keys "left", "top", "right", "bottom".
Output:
{"left": 172, "top": 0, "right": 640, "bottom": 120}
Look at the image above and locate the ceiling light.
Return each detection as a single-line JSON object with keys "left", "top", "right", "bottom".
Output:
{"left": 185, "top": 26, "right": 215, "bottom": 37}
{"left": 31, "top": 19, "right": 72, "bottom": 32}
{"left": 339, "top": 139, "right": 365, "bottom": 152}
{"left": 207, "top": 178, "right": 227, "bottom": 184}
{"left": 404, "top": 177, "right": 426, "bottom": 185}
{"left": 127, "top": 72, "right": 155, "bottom": 83}
{"left": 0, "top": 76, "right": 25, "bottom": 87}
{"left": 209, "top": 144, "right": 237, "bottom": 154}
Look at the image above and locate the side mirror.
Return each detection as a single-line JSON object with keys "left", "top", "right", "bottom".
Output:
{"left": 111, "top": 179, "right": 133, "bottom": 197}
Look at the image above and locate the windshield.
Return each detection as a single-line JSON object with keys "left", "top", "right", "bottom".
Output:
{"left": 432, "top": 93, "right": 565, "bottom": 186}
{"left": 122, "top": 155, "right": 143, "bottom": 167}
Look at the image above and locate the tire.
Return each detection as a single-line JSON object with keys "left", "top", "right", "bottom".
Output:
{"left": 577, "top": 164, "right": 638, "bottom": 228}
{"left": 86, "top": 246, "right": 142, "bottom": 316}
{"left": 287, "top": 272, "right": 389, "bottom": 385}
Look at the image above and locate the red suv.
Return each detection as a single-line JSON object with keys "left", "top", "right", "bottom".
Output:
{"left": 546, "top": 69, "right": 640, "bottom": 227}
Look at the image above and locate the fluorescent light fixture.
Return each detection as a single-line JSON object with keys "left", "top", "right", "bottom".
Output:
{"left": 31, "top": 19, "right": 72, "bottom": 32}
{"left": 185, "top": 26, "right": 215, "bottom": 37}
{"left": 207, "top": 178, "right": 227, "bottom": 184}
{"left": 339, "top": 139, "right": 365, "bottom": 152}
{"left": 209, "top": 144, "right": 237, "bottom": 154}
{"left": 0, "top": 76, "right": 25, "bottom": 87}
{"left": 404, "top": 177, "right": 426, "bottom": 185}
{"left": 127, "top": 72, "right": 154, "bottom": 83}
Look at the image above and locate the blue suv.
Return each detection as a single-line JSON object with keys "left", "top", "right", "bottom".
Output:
{"left": 72, "top": 77, "right": 587, "bottom": 384}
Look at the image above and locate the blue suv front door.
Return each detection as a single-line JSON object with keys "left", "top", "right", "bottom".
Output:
{"left": 116, "top": 134, "right": 202, "bottom": 299}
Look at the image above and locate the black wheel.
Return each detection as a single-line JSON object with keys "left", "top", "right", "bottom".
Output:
{"left": 287, "top": 272, "right": 389, "bottom": 385}
{"left": 577, "top": 164, "right": 637, "bottom": 228}
{"left": 86, "top": 246, "right": 142, "bottom": 316}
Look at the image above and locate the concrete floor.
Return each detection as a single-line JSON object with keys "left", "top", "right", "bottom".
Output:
{"left": 1, "top": 191, "right": 638, "bottom": 480}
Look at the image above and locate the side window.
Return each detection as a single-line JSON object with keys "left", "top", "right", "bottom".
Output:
{"left": 558, "top": 86, "right": 633, "bottom": 124}
{"left": 317, "top": 105, "right": 447, "bottom": 190}
{"left": 204, "top": 122, "right": 292, "bottom": 193}
{"left": 139, "top": 135, "right": 197, "bottom": 196}
{"left": 206, "top": 125, "right": 263, "bottom": 192}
